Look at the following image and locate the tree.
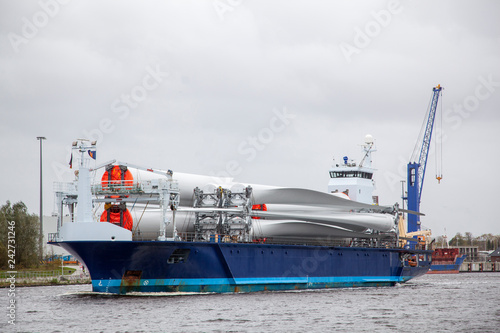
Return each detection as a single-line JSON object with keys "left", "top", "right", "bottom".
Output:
{"left": 465, "top": 232, "right": 474, "bottom": 246}
{"left": 447, "top": 232, "right": 500, "bottom": 251}
{"left": 449, "top": 233, "right": 465, "bottom": 247}
{"left": 0, "top": 201, "right": 40, "bottom": 269}
{"left": 434, "top": 236, "right": 447, "bottom": 247}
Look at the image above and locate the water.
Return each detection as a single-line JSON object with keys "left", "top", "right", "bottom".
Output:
{"left": 4, "top": 273, "right": 500, "bottom": 333}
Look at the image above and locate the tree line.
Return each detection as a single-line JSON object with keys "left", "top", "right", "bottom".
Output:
{"left": 0, "top": 201, "right": 40, "bottom": 269}
{"left": 434, "top": 232, "right": 500, "bottom": 251}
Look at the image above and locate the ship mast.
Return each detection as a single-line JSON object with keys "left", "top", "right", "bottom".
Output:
{"left": 73, "top": 139, "right": 97, "bottom": 223}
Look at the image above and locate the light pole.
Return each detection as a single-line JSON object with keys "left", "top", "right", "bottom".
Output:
{"left": 37, "top": 136, "right": 46, "bottom": 262}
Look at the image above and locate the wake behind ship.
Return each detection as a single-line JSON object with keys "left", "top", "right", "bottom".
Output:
{"left": 49, "top": 138, "right": 432, "bottom": 294}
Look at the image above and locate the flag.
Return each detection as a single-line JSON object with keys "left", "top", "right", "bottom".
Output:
{"left": 88, "top": 150, "right": 96, "bottom": 160}
{"left": 69, "top": 153, "right": 73, "bottom": 168}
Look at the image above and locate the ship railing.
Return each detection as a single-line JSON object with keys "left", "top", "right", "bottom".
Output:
{"left": 92, "top": 181, "right": 144, "bottom": 195}
{"left": 92, "top": 179, "right": 179, "bottom": 195}
{"left": 132, "top": 231, "right": 399, "bottom": 248}
{"left": 263, "top": 237, "right": 352, "bottom": 247}
{"left": 53, "top": 182, "right": 77, "bottom": 193}
{"left": 48, "top": 233, "right": 59, "bottom": 243}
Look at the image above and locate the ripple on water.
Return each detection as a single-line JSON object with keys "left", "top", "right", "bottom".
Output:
{"left": 11, "top": 273, "right": 500, "bottom": 333}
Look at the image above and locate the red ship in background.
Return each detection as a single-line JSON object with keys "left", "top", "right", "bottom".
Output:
{"left": 427, "top": 248, "right": 467, "bottom": 274}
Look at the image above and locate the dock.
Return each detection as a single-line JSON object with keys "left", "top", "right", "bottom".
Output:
{"left": 460, "top": 262, "right": 500, "bottom": 272}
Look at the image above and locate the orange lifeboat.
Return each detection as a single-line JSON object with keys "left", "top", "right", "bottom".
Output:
{"left": 100, "top": 203, "right": 133, "bottom": 231}
{"left": 101, "top": 165, "right": 134, "bottom": 190}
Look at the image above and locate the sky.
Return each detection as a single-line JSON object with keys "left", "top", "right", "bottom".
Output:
{"left": 1, "top": 0, "right": 499, "bottom": 239}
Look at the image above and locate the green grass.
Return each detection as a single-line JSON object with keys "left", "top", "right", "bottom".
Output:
{"left": 0, "top": 267, "right": 76, "bottom": 279}
{"left": 62, "top": 267, "right": 76, "bottom": 275}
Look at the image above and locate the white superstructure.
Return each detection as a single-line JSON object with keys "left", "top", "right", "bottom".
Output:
{"left": 328, "top": 134, "right": 377, "bottom": 205}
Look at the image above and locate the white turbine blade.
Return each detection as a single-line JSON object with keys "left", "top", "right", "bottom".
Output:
{"left": 251, "top": 210, "right": 394, "bottom": 232}
{"left": 252, "top": 220, "right": 374, "bottom": 238}
{"left": 252, "top": 188, "right": 392, "bottom": 212}
{"left": 399, "top": 208, "right": 425, "bottom": 216}
{"left": 177, "top": 207, "right": 244, "bottom": 213}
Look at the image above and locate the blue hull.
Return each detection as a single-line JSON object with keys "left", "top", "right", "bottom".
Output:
{"left": 55, "top": 241, "right": 431, "bottom": 294}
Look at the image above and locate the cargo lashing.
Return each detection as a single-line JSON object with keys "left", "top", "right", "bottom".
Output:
{"left": 193, "top": 186, "right": 253, "bottom": 242}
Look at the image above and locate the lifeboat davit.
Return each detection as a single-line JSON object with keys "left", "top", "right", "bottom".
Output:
{"left": 100, "top": 203, "right": 133, "bottom": 231}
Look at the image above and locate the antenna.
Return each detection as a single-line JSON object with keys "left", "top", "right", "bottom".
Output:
{"left": 359, "top": 134, "right": 375, "bottom": 167}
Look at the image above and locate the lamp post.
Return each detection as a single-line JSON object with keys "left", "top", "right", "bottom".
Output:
{"left": 37, "top": 136, "right": 46, "bottom": 262}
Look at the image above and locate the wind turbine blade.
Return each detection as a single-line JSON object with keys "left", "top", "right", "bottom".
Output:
{"left": 252, "top": 188, "right": 392, "bottom": 212}
{"left": 251, "top": 210, "right": 395, "bottom": 232}
{"left": 399, "top": 208, "right": 425, "bottom": 216}
{"left": 177, "top": 207, "right": 244, "bottom": 213}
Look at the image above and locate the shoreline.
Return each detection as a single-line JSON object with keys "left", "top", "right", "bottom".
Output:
{"left": 0, "top": 278, "right": 91, "bottom": 288}
{"left": 1, "top": 264, "right": 91, "bottom": 288}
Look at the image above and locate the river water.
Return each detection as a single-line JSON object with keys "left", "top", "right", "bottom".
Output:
{"left": 3, "top": 273, "right": 499, "bottom": 333}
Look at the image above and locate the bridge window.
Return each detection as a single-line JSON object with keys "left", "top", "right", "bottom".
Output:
{"left": 330, "top": 171, "right": 373, "bottom": 179}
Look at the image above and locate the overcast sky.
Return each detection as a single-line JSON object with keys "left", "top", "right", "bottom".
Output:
{"left": 1, "top": 0, "right": 499, "bottom": 239}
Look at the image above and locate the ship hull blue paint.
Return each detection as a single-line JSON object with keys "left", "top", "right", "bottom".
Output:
{"left": 429, "top": 264, "right": 459, "bottom": 271}
{"left": 55, "top": 241, "right": 432, "bottom": 294}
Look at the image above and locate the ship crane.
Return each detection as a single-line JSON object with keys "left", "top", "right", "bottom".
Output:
{"left": 406, "top": 84, "right": 443, "bottom": 233}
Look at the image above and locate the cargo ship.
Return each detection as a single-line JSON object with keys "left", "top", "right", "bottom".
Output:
{"left": 427, "top": 248, "right": 467, "bottom": 274}
{"left": 48, "top": 138, "right": 432, "bottom": 294}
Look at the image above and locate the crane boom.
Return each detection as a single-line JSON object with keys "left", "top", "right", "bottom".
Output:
{"left": 406, "top": 84, "right": 443, "bottom": 233}
{"left": 416, "top": 84, "right": 442, "bottom": 202}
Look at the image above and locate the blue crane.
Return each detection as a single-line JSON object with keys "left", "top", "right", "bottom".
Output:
{"left": 406, "top": 84, "right": 443, "bottom": 233}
